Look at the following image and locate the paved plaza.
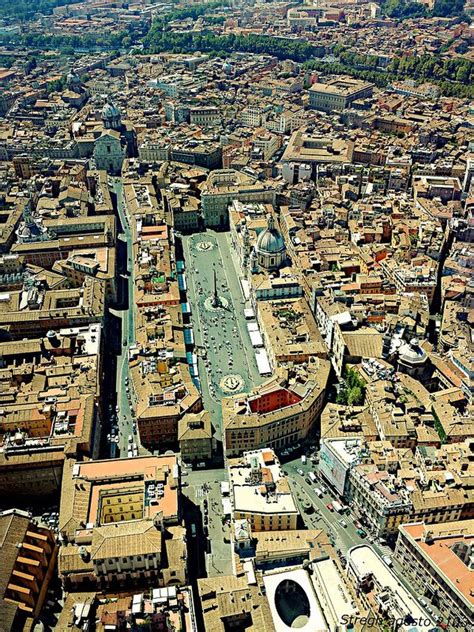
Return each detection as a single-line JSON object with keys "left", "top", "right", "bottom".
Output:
{"left": 182, "top": 231, "right": 264, "bottom": 440}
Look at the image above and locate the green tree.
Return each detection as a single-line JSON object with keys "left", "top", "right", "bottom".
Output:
{"left": 432, "top": 0, "right": 467, "bottom": 18}
{"left": 348, "top": 386, "right": 363, "bottom": 406}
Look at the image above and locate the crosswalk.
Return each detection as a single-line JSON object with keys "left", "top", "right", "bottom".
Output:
{"left": 195, "top": 486, "right": 205, "bottom": 499}
{"left": 195, "top": 485, "right": 211, "bottom": 499}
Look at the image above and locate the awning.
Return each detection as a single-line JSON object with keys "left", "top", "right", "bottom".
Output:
{"left": 178, "top": 273, "right": 187, "bottom": 291}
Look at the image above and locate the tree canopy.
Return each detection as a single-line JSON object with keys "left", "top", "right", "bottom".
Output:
{"left": 143, "top": 27, "right": 325, "bottom": 63}
{"left": 433, "top": 0, "right": 467, "bottom": 18}
{"left": 383, "top": 0, "right": 428, "bottom": 19}
{"left": 304, "top": 48, "right": 473, "bottom": 99}
{"left": 381, "top": 0, "right": 470, "bottom": 20}
{"left": 336, "top": 368, "right": 366, "bottom": 407}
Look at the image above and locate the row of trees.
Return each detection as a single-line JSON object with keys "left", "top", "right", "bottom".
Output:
{"left": 333, "top": 49, "right": 472, "bottom": 86}
{"left": 383, "top": 0, "right": 428, "bottom": 19}
{"left": 303, "top": 48, "right": 473, "bottom": 99}
{"left": 389, "top": 54, "right": 471, "bottom": 85}
{"left": 433, "top": 0, "right": 468, "bottom": 17}
{"left": 382, "top": 0, "right": 470, "bottom": 20}
{"left": 143, "top": 28, "right": 325, "bottom": 63}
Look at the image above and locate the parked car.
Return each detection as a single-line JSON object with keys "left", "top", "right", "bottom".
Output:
{"left": 326, "top": 503, "right": 334, "bottom": 512}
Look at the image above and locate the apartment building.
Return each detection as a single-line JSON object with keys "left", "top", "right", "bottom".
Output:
{"left": 348, "top": 464, "right": 412, "bottom": 540}
{"left": 223, "top": 362, "right": 330, "bottom": 457}
{"left": 0, "top": 324, "right": 103, "bottom": 497}
{"left": 257, "top": 296, "right": 327, "bottom": 369}
{"left": 200, "top": 169, "right": 276, "bottom": 228}
{"left": 189, "top": 106, "right": 221, "bottom": 127}
{"left": 347, "top": 545, "right": 433, "bottom": 628}
{"left": 0, "top": 509, "right": 58, "bottom": 631}
{"left": 58, "top": 456, "right": 186, "bottom": 591}
{"left": 229, "top": 449, "right": 299, "bottom": 531}
{"left": 380, "top": 257, "right": 437, "bottom": 305}
{"left": 395, "top": 521, "right": 473, "bottom": 630}
{"left": 178, "top": 411, "right": 213, "bottom": 463}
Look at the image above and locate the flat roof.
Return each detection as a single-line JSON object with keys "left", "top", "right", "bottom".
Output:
{"left": 309, "top": 78, "right": 373, "bottom": 96}
{"left": 312, "top": 557, "right": 358, "bottom": 625}
{"left": 324, "top": 438, "right": 362, "bottom": 466}
{"left": 400, "top": 521, "right": 474, "bottom": 605}
{"left": 348, "top": 545, "right": 432, "bottom": 628}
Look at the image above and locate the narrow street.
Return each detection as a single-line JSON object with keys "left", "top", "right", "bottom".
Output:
{"left": 109, "top": 178, "right": 136, "bottom": 456}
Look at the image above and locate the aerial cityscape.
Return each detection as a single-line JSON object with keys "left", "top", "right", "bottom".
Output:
{"left": 0, "top": 0, "right": 472, "bottom": 630}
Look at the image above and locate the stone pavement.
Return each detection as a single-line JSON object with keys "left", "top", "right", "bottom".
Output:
{"left": 182, "top": 231, "right": 264, "bottom": 441}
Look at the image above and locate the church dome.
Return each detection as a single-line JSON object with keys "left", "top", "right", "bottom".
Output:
{"left": 256, "top": 215, "right": 285, "bottom": 255}
{"left": 398, "top": 339, "right": 427, "bottom": 367}
{"left": 102, "top": 100, "right": 121, "bottom": 121}
{"left": 67, "top": 70, "right": 81, "bottom": 85}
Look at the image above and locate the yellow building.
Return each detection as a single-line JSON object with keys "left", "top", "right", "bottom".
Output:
{"left": 178, "top": 411, "right": 213, "bottom": 463}
{"left": 229, "top": 449, "right": 299, "bottom": 532}
{"left": 224, "top": 361, "right": 330, "bottom": 458}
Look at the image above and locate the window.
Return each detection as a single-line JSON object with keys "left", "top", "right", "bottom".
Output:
{"left": 107, "top": 145, "right": 111, "bottom": 154}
